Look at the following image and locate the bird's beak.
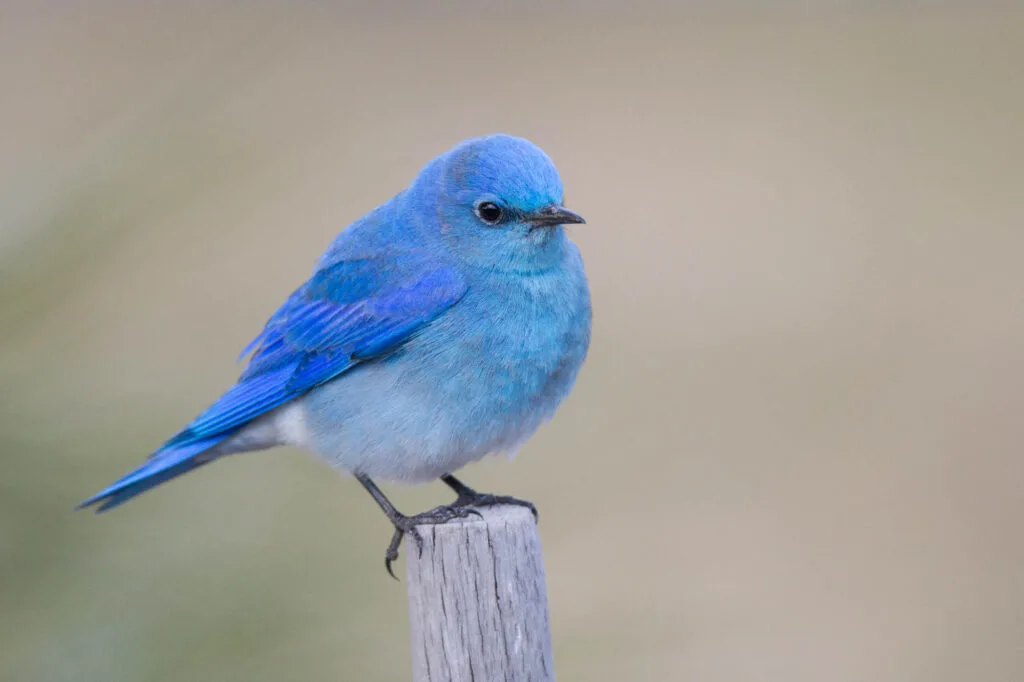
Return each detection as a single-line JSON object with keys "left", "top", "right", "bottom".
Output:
{"left": 527, "top": 205, "right": 586, "bottom": 227}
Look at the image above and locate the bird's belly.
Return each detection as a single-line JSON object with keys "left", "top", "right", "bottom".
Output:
{"left": 297, "top": 299, "right": 588, "bottom": 483}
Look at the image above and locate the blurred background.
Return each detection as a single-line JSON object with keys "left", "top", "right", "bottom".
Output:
{"left": 2, "top": 2, "right": 1022, "bottom": 681}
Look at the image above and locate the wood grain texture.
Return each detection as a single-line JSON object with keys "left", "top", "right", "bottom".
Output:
{"left": 405, "top": 505, "right": 555, "bottom": 682}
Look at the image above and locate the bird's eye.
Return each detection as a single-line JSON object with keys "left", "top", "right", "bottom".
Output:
{"left": 475, "top": 201, "right": 503, "bottom": 225}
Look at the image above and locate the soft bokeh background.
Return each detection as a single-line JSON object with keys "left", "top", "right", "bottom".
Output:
{"left": 2, "top": 2, "right": 1022, "bottom": 681}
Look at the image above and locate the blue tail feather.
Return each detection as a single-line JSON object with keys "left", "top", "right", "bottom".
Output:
{"left": 76, "top": 436, "right": 227, "bottom": 513}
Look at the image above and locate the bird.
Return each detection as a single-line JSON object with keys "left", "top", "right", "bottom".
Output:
{"left": 78, "top": 134, "right": 591, "bottom": 577}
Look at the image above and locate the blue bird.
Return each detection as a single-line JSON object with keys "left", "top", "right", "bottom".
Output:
{"left": 79, "top": 134, "right": 591, "bottom": 576}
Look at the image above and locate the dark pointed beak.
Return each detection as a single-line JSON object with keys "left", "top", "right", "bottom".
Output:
{"left": 527, "top": 205, "right": 586, "bottom": 227}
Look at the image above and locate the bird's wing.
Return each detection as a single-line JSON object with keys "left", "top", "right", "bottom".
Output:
{"left": 164, "top": 254, "right": 467, "bottom": 448}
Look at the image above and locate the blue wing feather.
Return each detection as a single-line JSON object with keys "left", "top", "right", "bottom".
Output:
{"left": 79, "top": 251, "right": 467, "bottom": 511}
{"left": 174, "top": 256, "right": 466, "bottom": 446}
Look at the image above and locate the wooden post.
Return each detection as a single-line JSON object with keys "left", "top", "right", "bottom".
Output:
{"left": 405, "top": 505, "right": 555, "bottom": 682}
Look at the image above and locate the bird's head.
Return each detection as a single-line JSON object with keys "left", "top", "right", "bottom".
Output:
{"left": 422, "top": 134, "right": 584, "bottom": 272}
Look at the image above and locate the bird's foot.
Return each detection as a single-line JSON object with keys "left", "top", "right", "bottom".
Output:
{"left": 384, "top": 504, "right": 482, "bottom": 580}
{"left": 453, "top": 490, "right": 539, "bottom": 521}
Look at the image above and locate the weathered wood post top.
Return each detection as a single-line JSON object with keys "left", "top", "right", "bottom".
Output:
{"left": 405, "top": 505, "right": 554, "bottom": 682}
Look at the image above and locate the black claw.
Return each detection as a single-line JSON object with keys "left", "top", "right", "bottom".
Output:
{"left": 454, "top": 492, "right": 539, "bottom": 522}
{"left": 376, "top": 484, "right": 537, "bottom": 580}
{"left": 380, "top": 503, "right": 480, "bottom": 579}
{"left": 385, "top": 527, "right": 404, "bottom": 580}
{"left": 440, "top": 474, "right": 538, "bottom": 521}
{"left": 409, "top": 526, "right": 424, "bottom": 557}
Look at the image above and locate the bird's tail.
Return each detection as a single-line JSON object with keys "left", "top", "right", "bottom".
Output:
{"left": 76, "top": 435, "right": 227, "bottom": 513}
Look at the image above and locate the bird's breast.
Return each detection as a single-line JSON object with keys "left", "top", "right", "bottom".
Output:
{"left": 455, "top": 271, "right": 590, "bottom": 400}
{"left": 300, "top": 256, "right": 591, "bottom": 481}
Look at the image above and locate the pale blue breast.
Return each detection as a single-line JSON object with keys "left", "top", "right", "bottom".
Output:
{"left": 298, "top": 243, "right": 591, "bottom": 482}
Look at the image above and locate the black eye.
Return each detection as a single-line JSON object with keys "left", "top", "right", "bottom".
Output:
{"left": 475, "top": 201, "right": 503, "bottom": 225}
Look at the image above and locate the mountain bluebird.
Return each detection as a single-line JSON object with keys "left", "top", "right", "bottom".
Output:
{"left": 80, "top": 134, "right": 591, "bottom": 576}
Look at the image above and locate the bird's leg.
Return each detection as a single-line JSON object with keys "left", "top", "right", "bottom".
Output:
{"left": 356, "top": 473, "right": 481, "bottom": 580}
{"left": 440, "top": 473, "right": 539, "bottom": 521}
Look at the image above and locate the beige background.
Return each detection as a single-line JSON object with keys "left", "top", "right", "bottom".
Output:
{"left": 2, "top": 3, "right": 1022, "bottom": 681}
